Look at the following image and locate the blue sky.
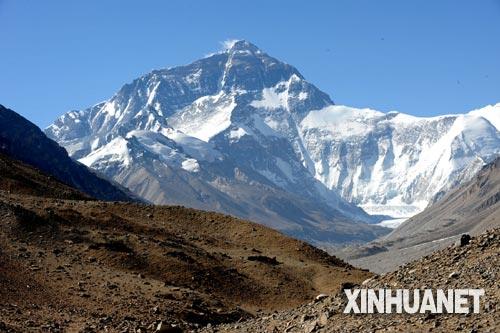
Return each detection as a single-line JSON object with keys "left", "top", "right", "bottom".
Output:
{"left": 1, "top": 0, "right": 499, "bottom": 128}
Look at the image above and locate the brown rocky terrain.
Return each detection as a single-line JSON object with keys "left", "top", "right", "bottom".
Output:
{"left": 205, "top": 228, "right": 499, "bottom": 332}
{"left": 0, "top": 153, "right": 89, "bottom": 200}
{"left": 0, "top": 153, "right": 371, "bottom": 332}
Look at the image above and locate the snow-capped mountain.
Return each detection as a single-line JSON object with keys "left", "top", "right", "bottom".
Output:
{"left": 46, "top": 40, "right": 499, "bottom": 243}
{"left": 46, "top": 40, "right": 389, "bottom": 245}
{"left": 300, "top": 104, "right": 500, "bottom": 218}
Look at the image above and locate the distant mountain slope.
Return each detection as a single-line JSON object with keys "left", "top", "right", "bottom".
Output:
{"left": 342, "top": 156, "right": 500, "bottom": 273}
{"left": 0, "top": 105, "right": 133, "bottom": 202}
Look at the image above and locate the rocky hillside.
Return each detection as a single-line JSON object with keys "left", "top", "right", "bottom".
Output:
{"left": 341, "top": 156, "right": 500, "bottom": 273}
{"left": 205, "top": 229, "right": 499, "bottom": 332}
{"left": 0, "top": 152, "right": 88, "bottom": 200}
{"left": 0, "top": 105, "right": 133, "bottom": 202}
{"left": 0, "top": 152, "right": 371, "bottom": 332}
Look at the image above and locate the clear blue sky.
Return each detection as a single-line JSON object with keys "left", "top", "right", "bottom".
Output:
{"left": 1, "top": 0, "right": 499, "bottom": 128}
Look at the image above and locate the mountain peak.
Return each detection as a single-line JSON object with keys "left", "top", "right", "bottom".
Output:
{"left": 223, "top": 39, "right": 262, "bottom": 54}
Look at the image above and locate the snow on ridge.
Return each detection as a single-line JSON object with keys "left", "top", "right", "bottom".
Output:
{"left": 250, "top": 85, "right": 289, "bottom": 109}
{"left": 46, "top": 40, "right": 500, "bottom": 225}
{"left": 146, "top": 81, "right": 161, "bottom": 106}
{"left": 298, "top": 91, "right": 308, "bottom": 101}
{"left": 250, "top": 75, "right": 305, "bottom": 110}
{"left": 251, "top": 114, "right": 282, "bottom": 137}
{"left": 181, "top": 159, "right": 200, "bottom": 172}
{"left": 221, "top": 39, "right": 241, "bottom": 51}
{"left": 301, "top": 103, "right": 499, "bottom": 136}
{"left": 169, "top": 91, "right": 237, "bottom": 142}
{"left": 299, "top": 103, "right": 500, "bottom": 219}
{"left": 102, "top": 101, "right": 118, "bottom": 118}
{"left": 468, "top": 103, "right": 500, "bottom": 130}
{"left": 203, "top": 39, "right": 254, "bottom": 58}
{"left": 79, "top": 137, "right": 131, "bottom": 168}
{"left": 229, "top": 127, "right": 249, "bottom": 141}
{"left": 185, "top": 68, "right": 203, "bottom": 85}
{"left": 300, "top": 105, "right": 384, "bottom": 137}
{"left": 160, "top": 128, "right": 223, "bottom": 162}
